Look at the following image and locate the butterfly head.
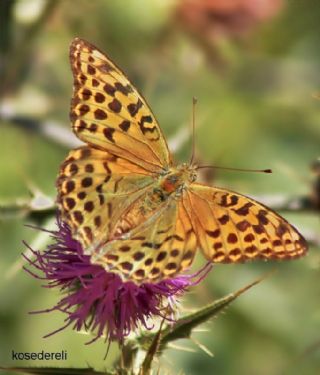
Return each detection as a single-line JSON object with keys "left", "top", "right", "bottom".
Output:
{"left": 160, "top": 164, "right": 197, "bottom": 194}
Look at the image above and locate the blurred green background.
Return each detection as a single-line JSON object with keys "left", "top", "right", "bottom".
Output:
{"left": 0, "top": 0, "right": 319, "bottom": 374}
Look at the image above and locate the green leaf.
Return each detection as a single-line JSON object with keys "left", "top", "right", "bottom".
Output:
{"left": 137, "top": 274, "right": 267, "bottom": 352}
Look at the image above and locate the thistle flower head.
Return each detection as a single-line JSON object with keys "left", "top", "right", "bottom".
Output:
{"left": 24, "top": 218, "right": 211, "bottom": 343}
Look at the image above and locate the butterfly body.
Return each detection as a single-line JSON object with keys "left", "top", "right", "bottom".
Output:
{"left": 160, "top": 163, "right": 197, "bottom": 194}
{"left": 102, "top": 164, "right": 194, "bottom": 239}
{"left": 57, "top": 38, "right": 307, "bottom": 284}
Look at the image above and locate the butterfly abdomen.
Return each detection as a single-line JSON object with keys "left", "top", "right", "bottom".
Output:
{"left": 110, "top": 187, "right": 170, "bottom": 239}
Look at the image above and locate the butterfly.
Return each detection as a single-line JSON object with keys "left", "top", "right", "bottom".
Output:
{"left": 56, "top": 38, "right": 308, "bottom": 284}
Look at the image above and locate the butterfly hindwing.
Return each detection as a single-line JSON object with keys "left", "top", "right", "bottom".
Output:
{"left": 70, "top": 38, "right": 171, "bottom": 173}
{"left": 92, "top": 198, "right": 197, "bottom": 283}
{"left": 184, "top": 183, "right": 307, "bottom": 263}
{"left": 57, "top": 146, "right": 154, "bottom": 250}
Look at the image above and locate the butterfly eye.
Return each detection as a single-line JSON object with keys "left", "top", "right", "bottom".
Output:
{"left": 189, "top": 170, "right": 197, "bottom": 183}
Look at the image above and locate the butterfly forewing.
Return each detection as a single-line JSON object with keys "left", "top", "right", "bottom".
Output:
{"left": 184, "top": 184, "right": 307, "bottom": 263}
{"left": 70, "top": 38, "right": 171, "bottom": 173}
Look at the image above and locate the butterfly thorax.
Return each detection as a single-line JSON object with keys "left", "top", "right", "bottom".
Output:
{"left": 160, "top": 164, "right": 197, "bottom": 195}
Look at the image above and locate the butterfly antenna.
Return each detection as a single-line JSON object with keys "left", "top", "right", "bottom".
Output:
{"left": 189, "top": 97, "right": 197, "bottom": 166}
{"left": 196, "top": 165, "right": 272, "bottom": 174}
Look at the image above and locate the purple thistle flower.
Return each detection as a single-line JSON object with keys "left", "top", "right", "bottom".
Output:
{"left": 23, "top": 218, "right": 212, "bottom": 344}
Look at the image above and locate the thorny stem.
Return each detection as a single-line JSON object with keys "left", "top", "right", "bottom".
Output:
{"left": 118, "top": 340, "right": 139, "bottom": 371}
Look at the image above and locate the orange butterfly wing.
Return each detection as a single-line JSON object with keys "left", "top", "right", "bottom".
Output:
{"left": 57, "top": 146, "right": 154, "bottom": 250}
{"left": 92, "top": 198, "right": 197, "bottom": 283}
{"left": 70, "top": 38, "right": 171, "bottom": 173}
{"left": 183, "top": 183, "right": 307, "bottom": 262}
